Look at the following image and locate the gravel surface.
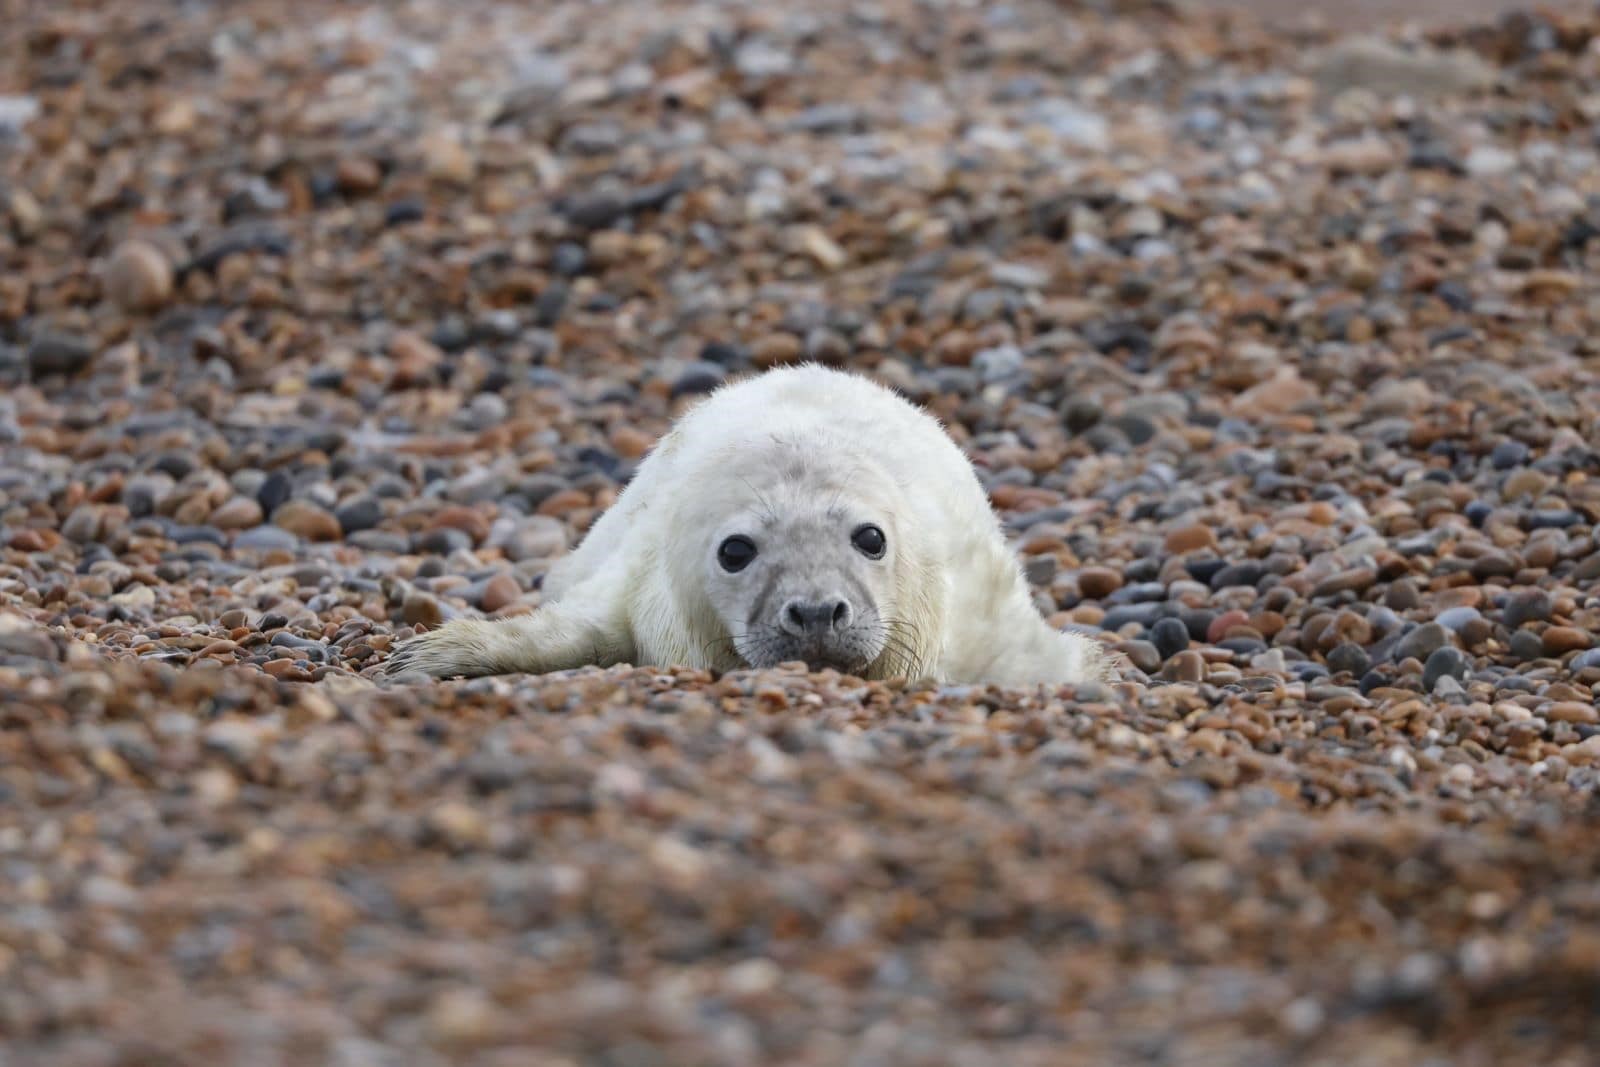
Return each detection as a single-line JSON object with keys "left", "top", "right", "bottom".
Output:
{"left": 4, "top": 1, "right": 1600, "bottom": 1064}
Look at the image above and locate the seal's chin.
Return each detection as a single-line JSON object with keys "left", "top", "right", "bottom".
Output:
{"left": 734, "top": 632, "right": 881, "bottom": 676}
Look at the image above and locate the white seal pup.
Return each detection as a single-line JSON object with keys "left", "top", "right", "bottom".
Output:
{"left": 386, "top": 365, "right": 1113, "bottom": 686}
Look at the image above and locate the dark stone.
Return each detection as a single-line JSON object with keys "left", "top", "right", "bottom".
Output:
{"left": 1180, "top": 610, "right": 1215, "bottom": 642}
{"left": 1061, "top": 398, "right": 1102, "bottom": 434}
{"left": 189, "top": 224, "right": 290, "bottom": 273}
{"left": 152, "top": 451, "right": 196, "bottom": 480}
{"left": 431, "top": 318, "right": 471, "bottom": 352}
{"left": 1292, "top": 661, "right": 1330, "bottom": 682}
{"left": 383, "top": 200, "right": 426, "bottom": 227}
{"left": 1083, "top": 425, "right": 1129, "bottom": 454}
{"left": 1100, "top": 603, "right": 1165, "bottom": 630}
{"left": 257, "top": 471, "right": 293, "bottom": 514}
{"left": 561, "top": 192, "right": 628, "bottom": 229}
{"left": 533, "top": 282, "right": 568, "bottom": 327}
{"left": 1394, "top": 622, "right": 1450, "bottom": 664}
{"left": 1508, "top": 629, "right": 1546, "bottom": 662}
{"left": 1327, "top": 642, "right": 1371, "bottom": 677}
{"left": 1422, "top": 646, "right": 1470, "bottom": 692}
{"left": 1123, "top": 557, "right": 1161, "bottom": 584}
{"left": 1434, "top": 280, "right": 1473, "bottom": 311}
{"left": 1490, "top": 440, "right": 1529, "bottom": 469}
{"left": 414, "top": 527, "right": 473, "bottom": 555}
{"left": 27, "top": 333, "right": 95, "bottom": 378}
{"left": 699, "top": 341, "right": 750, "bottom": 368}
{"left": 335, "top": 497, "right": 383, "bottom": 534}
{"left": 1110, "top": 414, "right": 1156, "bottom": 446}
{"left": 1527, "top": 510, "right": 1581, "bottom": 530}
{"left": 1503, "top": 590, "right": 1552, "bottom": 628}
{"left": 671, "top": 361, "right": 726, "bottom": 398}
{"left": 1106, "top": 581, "right": 1166, "bottom": 605}
{"left": 1150, "top": 617, "right": 1190, "bottom": 661}
{"left": 551, "top": 242, "right": 588, "bottom": 277}
{"left": 1210, "top": 562, "right": 1265, "bottom": 590}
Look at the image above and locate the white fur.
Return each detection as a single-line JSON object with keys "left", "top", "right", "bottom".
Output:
{"left": 386, "top": 365, "right": 1113, "bottom": 686}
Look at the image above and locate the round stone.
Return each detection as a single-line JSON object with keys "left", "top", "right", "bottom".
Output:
{"left": 103, "top": 240, "right": 174, "bottom": 312}
{"left": 1150, "top": 617, "right": 1190, "bottom": 661}
{"left": 1327, "top": 642, "right": 1371, "bottom": 677}
{"left": 1422, "top": 646, "right": 1470, "bottom": 693}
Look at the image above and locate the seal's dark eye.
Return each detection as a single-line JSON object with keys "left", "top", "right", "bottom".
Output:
{"left": 717, "top": 535, "right": 757, "bottom": 573}
{"left": 852, "top": 524, "right": 886, "bottom": 559}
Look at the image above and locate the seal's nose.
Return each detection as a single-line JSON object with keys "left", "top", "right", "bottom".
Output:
{"left": 782, "top": 597, "right": 851, "bottom": 637}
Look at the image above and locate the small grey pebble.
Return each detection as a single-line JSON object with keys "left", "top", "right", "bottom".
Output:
{"left": 1327, "top": 642, "right": 1371, "bottom": 677}
{"left": 1502, "top": 589, "right": 1552, "bottom": 628}
{"left": 1395, "top": 622, "right": 1451, "bottom": 664}
{"left": 1509, "top": 630, "right": 1546, "bottom": 663}
{"left": 1423, "top": 646, "right": 1470, "bottom": 693}
{"left": 1119, "top": 640, "right": 1161, "bottom": 674}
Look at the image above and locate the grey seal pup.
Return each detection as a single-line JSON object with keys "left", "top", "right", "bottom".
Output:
{"left": 387, "top": 364, "right": 1113, "bottom": 686}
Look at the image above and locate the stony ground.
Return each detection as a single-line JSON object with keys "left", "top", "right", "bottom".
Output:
{"left": 3, "top": 0, "right": 1600, "bottom": 1064}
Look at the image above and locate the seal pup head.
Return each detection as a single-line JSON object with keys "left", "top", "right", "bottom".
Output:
{"left": 691, "top": 438, "right": 923, "bottom": 678}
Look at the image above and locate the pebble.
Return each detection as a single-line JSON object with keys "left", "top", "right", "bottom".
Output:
{"left": 1503, "top": 590, "right": 1553, "bottom": 628}
{"left": 271, "top": 501, "right": 341, "bottom": 542}
{"left": 102, "top": 241, "right": 174, "bottom": 312}
{"left": 1150, "top": 617, "right": 1190, "bottom": 662}
{"left": 1509, "top": 630, "right": 1547, "bottom": 663}
{"left": 1423, "top": 647, "right": 1470, "bottom": 693}
{"left": 1395, "top": 623, "right": 1451, "bottom": 665}
{"left": 671, "top": 362, "right": 726, "bottom": 397}
{"left": 232, "top": 525, "right": 299, "bottom": 552}
{"left": 422, "top": 132, "right": 477, "bottom": 185}
{"left": 1543, "top": 627, "right": 1592, "bottom": 656}
{"left": 1163, "top": 524, "right": 1216, "bottom": 554}
{"left": 209, "top": 497, "right": 264, "bottom": 530}
{"left": 1161, "top": 650, "right": 1206, "bottom": 683}
{"left": 334, "top": 497, "right": 384, "bottom": 534}
{"left": 496, "top": 516, "right": 568, "bottom": 561}
{"left": 1076, "top": 567, "right": 1123, "bottom": 599}
{"left": 1326, "top": 642, "right": 1371, "bottom": 677}
{"left": 751, "top": 334, "right": 803, "bottom": 367}
{"left": 27, "top": 333, "right": 94, "bottom": 377}
{"left": 1313, "top": 567, "right": 1377, "bottom": 598}
{"left": 1435, "top": 606, "right": 1483, "bottom": 635}
{"left": 1118, "top": 640, "right": 1161, "bottom": 674}
{"left": 479, "top": 574, "right": 521, "bottom": 613}
{"left": 402, "top": 590, "right": 444, "bottom": 627}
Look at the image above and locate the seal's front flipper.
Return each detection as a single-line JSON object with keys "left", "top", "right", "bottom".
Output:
{"left": 385, "top": 593, "right": 633, "bottom": 680}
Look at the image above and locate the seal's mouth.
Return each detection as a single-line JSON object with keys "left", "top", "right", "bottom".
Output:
{"left": 798, "top": 652, "right": 867, "bottom": 674}
{"left": 736, "top": 631, "right": 880, "bottom": 675}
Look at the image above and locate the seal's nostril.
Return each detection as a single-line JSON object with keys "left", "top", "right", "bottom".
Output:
{"left": 783, "top": 599, "right": 849, "bottom": 636}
